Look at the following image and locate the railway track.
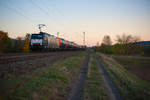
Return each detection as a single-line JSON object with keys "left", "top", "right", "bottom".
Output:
{"left": 0, "top": 51, "right": 75, "bottom": 65}
{"left": 0, "top": 53, "right": 51, "bottom": 65}
{"left": 0, "top": 51, "right": 82, "bottom": 79}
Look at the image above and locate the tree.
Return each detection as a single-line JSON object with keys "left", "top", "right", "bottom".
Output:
{"left": 116, "top": 34, "right": 140, "bottom": 44}
{"left": 115, "top": 34, "right": 142, "bottom": 55}
{"left": 102, "top": 35, "right": 112, "bottom": 46}
{"left": 98, "top": 35, "right": 114, "bottom": 54}
{"left": 0, "top": 31, "right": 11, "bottom": 53}
{"left": 16, "top": 37, "right": 24, "bottom": 52}
{"left": 23, "top": 33, "right": 30, "bottom": 52}
{"left": 9, "top": 37, "right": 24, "bottom": 52}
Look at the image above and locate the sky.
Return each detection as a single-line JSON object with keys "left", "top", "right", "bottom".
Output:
{"left": 0, "top": 0, "right": 150, "bottom": 46}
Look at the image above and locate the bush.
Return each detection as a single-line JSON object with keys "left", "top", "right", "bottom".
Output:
{"left": 94, "top": 44, "right": 114, "bottom": 54}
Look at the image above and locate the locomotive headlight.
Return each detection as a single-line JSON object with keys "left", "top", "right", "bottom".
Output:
{"left": 40, "top": 39, "right": 42, "bottom": 45}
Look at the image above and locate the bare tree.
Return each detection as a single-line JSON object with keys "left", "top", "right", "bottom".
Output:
{"left": 102, "top": 35, "right": 112, "bottom": 46}
{"left": 115, "top": 34, "right": 141, "bottom": 54}
{"left": 116, "top": 34, "right": 140, "bottom": 44}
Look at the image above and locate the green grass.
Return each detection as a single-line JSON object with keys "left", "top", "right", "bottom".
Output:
{"left": 83, "top": 54, "right": 108, "bottom": 100}
{"left": 98, "top": 53, "right": 150, "bottom": 100}
{"left": 0, "top": 52, "right": 88, "bottom": 100}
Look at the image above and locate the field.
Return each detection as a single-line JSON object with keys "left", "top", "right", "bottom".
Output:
{"left": 0, "top": 52, "right": 88, "bottom": 100}
{"left": 113, "top": 55, "right": 150, "bottom": 83}
{"left": 98, "top": 53, "right": 150, "bottom": 100}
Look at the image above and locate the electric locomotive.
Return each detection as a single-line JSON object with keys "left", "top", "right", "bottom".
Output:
{"left": 30, "top": 32, "right": 80, "bottom": 51}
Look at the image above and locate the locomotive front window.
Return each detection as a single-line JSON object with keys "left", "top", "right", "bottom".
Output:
{"left": 31, "top": 34, "right": 43, "bottom": 39}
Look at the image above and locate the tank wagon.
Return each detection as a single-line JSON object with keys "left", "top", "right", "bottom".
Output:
{"left": 30, "top": 32, "right": 81, "bottom": 51}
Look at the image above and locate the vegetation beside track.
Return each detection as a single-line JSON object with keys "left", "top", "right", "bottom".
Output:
{"left": 83, "top": 54, "right": 108, "bottom": 100}
{"left": 98, "top": 53, "right": 150, "bottom": 100}
{"left": 0, "top": 52, "right": 88, "bottom": 100}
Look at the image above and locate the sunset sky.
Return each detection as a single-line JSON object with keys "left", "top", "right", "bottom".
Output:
{"left": 0, "top": 0, "right": 150, "bottom": 46}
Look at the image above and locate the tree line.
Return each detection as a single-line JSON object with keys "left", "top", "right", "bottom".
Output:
{"left": 0, "top": 30, "right": 30, "bottom": 54}
{"left": 94, "top": 34, "right": 144, "bottom": 55}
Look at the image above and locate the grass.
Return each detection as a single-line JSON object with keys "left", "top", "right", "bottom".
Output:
{"left": 113, "top": 55, "right": 150, "bottom": 69}
{"left": 0, "top": 52, "right": 88, "bottom": 100}
{"left": 98, "top": 53, "right": 150, "bottom": 100}
{"left": 83, "top": 54, "right": 108, "bottom": 100}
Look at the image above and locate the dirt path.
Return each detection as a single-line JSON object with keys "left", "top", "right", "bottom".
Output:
{"left": 68, "top": 53, "right": 123, "bottom": 100}
{"left": 94, "top": 54, "right": 123, "bottom": 100}
{"left": 68, "top": 54, "right": 90, "bottom": 100}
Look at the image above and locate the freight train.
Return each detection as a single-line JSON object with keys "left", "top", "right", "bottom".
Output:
{"left": 30, "top": 32, "right": 82, "bottom": 51}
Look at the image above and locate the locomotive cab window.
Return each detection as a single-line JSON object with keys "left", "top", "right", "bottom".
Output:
{"left": 31, "top": 34, "right": 43, "bottom": 39}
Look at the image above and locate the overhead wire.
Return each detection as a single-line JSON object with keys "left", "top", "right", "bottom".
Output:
{"left": 45, "top": 0, "right": 74, "bottom": 28}
{"left": 29, "top": 0, "right": 64, "bottom": 27}
{"left": 47, "top": 0, "right": 85, "bottom": 42}
{"left": 3, "top": 0, "right": 35, "bottom": 25}
{"left": 30, "top": 0, "right": 85, "bottom": 44}
{"left": 47, "top": 0, "right": 65, "bottom": 17}
{"left": 40, "top": 0, "right": 75, "bottom": 37}
{"left": 30, "top": 0, "right": 49, "bottom": 17}
{"left": 41, "top": 0, "right": 66, "bottom": 24}
{"left": 33, "top": 0, "right": 71, "bottom": 37}
{"left": 29, "top": 0, "right": 79, "bottom": 41}
{"left": 3, "top": 0, "right": 84, "bottom": 43}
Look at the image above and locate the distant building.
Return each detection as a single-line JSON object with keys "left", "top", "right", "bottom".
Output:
{"left": 135, "top": 41, "right": 150, "bottom": 46}
{"left": 135, "top": 41, "right": 150, "bottom": 56}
